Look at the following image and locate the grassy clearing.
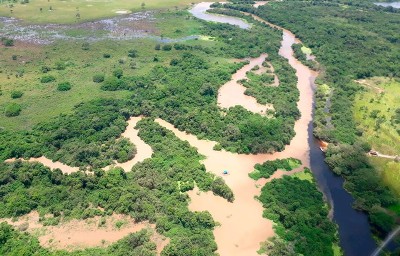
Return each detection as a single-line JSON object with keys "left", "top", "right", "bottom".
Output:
{"left": 0, "top": 0, "right": 203, "bottom": 24}
{"left": 369, "top": 157, "right": 400, "bottom": 197}
{"left": 249, "top": 158, "right": 302, "bottom": 180}
{"left": 0, "top": 12, "right": 224, "bottom": 130}
{"left": 301, "top": 45, "right": 312, "bottom": 55}
{"left": 154, "top": 10, "right": 204, "bottom": 38}
{"left": 353, "top": 77, "right": 400, "bottom": 155}
{"left": 332, "top": 242, "right": 343, "bottom": 256}
{"left": 291, "top": 167, "right": 314, "bottom": 182}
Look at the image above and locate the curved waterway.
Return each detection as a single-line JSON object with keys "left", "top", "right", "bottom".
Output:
{"left": 189, "top": 2, "right": 250, "bottom": 29}
{"left": 217, "top": 53, "right": 274, "bottom": 115}
{"left": 189, "top": 2, "right": 385, "bottom": 255}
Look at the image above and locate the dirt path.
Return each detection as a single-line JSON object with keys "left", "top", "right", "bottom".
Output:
{"left": 369, "top": 151, "right": 398, "bottom": 160}
{"left": 355, "top": 79, "right": 385, "bottom": 94}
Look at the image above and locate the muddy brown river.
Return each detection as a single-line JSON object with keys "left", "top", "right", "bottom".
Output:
{"left": 3, "top": 2, "right": 389, "bottom": 254}
{"left": 189, "top": 2, "right": 388, "bottom": 255}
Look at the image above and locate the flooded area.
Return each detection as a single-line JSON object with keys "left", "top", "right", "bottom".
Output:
{"left": 0, "top": 12, "right": 153, "bottom": 44}
{"left": 0, "top": 12, "right": 198, "bottom": 44}
{"left": 217, "top": 53, "right": 275, "bottom": 115}
{"left": 0, "top": 211, "right": 168, "bottom": 254}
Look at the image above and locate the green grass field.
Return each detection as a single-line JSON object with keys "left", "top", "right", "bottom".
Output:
{"left": 369, "top": 157, "right": 400, "bottom": 197}
{"left": 154, "top": 11, "right": 204, "bottom": 38}
{"left": 353, "top": 77, "right": 400, "bottom": 155}
{"left": 0, "top": 0, "right": 203, "bottom": 24}
{"left": 292, "top": 168, "right": 314, "bottom": 182}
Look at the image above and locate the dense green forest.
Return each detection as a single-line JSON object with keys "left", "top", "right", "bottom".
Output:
{"left": 0, "top": 99, "right": 136, "bottom": 168}
{"left": 220, "top": 0, "right": 400, "bottom": 239}
{"left": 0, "top": 6, "right": 309, "bottom": 254}
{"left": 258, "top": 175, "right": 337, "bottom": 256}
{"left": 1, "top": 18, "right": 302, "bottom": 156}
{"left": 3, "top": 0, "right": 397, "bottom": 253}
{"left": 0, "top": 116, "right": 236, "bottom": 254}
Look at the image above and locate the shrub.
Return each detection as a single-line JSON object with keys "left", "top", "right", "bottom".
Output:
{"left": 93, "top": 74, "right": 105, "bottom": 83}
{"left": 129, "top": 62, "right": 136, "bottom": 69}
{"left": 55, "top": 61, "right": 66, "bottom": 70}
{"left": 5, "top": 103, "right": 22, "bottom": 117}
{"left": 100, "top": 76, "right": 122, "bottom": 91}
{"left": 81, "top": 42, "right": 90, "bottom": 50}
{"left": 112, "top": 69, "right": 123, "bottom": 79}
{"left": 57, "top": 82, "right": 72, "bottom": 91}
{"left": 1, "top": 38, "right": 14, "bottom": 47}
{"left": 128, "top": 49, "right": 137, "bottom": 58}
{"left": 10, "top": 91, "right": 23, "bottom": 99}
{"left": 103, "top": 53, "right": 111, "bottom": 58}
{"left": 170, "top": 59, "right": 179, "bottom": 66}
{"left": 41, "top": 66, "right": 51, "bottom": 73}
{"left": 40, "top": 75, "right": 56, "bottom": 83}
{"left": 12, "top": 55, "right": 17, "bottom": 60}
{"left": 162, "top": 44, "right": 172, "bottom": 51}
{"left": 154, "top": 44, "right": 161, "bottom": 50}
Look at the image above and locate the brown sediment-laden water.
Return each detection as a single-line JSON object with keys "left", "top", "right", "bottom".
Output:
{"left": 154, "top": 3, "right": 318, "bottom": 255}
{"left": 0, "top": 211, "right": 169, "bottom": 254}
{"left": 217, "top": 53, "right": 275, "bottom": 115}
{"left": 2, "top": 1, "right": 387, "bottom": 254}
{"left": 186, "top": 2, "right": 385, "bottom": 255}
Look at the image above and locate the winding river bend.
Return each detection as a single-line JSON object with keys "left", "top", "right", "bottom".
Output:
{"left": 190, "top": 2, "right": 381, "bottom": 255}
{"left": 2, "top": 2, "right": 391, "bottom": 255}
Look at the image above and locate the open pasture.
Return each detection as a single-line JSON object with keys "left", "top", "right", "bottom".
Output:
{"left": 0, "top": 0, "right": 203, "bottom": 23}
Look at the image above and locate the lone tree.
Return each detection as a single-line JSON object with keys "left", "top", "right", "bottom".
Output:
{"left": 141, "top": 2, "right": 145, "bottom": 9}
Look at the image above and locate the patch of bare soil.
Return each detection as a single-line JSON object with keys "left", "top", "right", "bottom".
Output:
{"left": 0, "top": 211, "right": 169, "bottom": 253}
